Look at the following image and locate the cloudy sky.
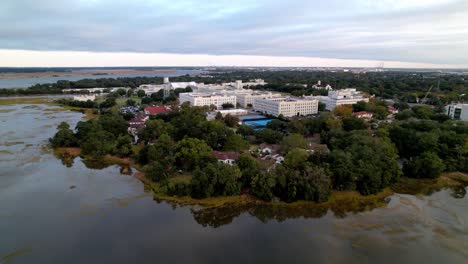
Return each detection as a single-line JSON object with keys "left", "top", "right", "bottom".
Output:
{"left": 1, "top": 0, "right": 467, "bottom": 68}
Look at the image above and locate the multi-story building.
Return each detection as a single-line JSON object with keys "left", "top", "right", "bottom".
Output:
{"left": 236, "top": 91, "right": 282, "bottom": 108}
{"left": 313, "top": 88, "right": 368, "bottom": 110}
{"left": 446, "top": 103, "right": 468, "bottom": 121}
{"left": 179, "top": 92, "right": 237, "bottom": 109}
{"left": 253, "top": 97, "right": 319, "bottom": 117}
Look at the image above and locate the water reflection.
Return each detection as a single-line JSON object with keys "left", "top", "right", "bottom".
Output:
{"left": 2, "top": 101, "right": 468, "bottom": 264}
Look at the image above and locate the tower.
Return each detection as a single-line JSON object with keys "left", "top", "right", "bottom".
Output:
{"left": 235, "top": 80, "right": 243, "bottom": 89}
{"left": 163, "top": 77, "right": 169, "bottom": 84}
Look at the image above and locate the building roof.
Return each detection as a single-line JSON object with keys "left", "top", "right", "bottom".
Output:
{"left": 129, "top": 114, "right": 148, "bottom": 124}
{"left": 388, "top": 106, "right": 398, "bottom": 112}
{"left": 212, "top": 151, "right": 240, "bottom": 161}
{"left": 144, "top": 106, "right": 171, "bottom": 115}
{"left": 353, "top": 111, "right": 373, "bottom": 117}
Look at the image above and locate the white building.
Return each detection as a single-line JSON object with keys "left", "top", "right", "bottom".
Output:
{"left": 236, "top": 91, "right": 282, "bottom": 108}
{"left": 63, "top": 87, "right": 129, "bottom": 93}
{"left": 179, "top": 92, "right": 237, "bottom": 109}
{"left": 243, "top": 79, "right": 267, "bottom": 87}
{"left": 73, "top": 95, "right": 96, "bottom": 101}
{"left": 253, "top": 97, "right": 319, "bottom": 117}
{"left": 206, "top": 109, "right": 248, "bottom": 120}
{"left": 312, "top": 80, "right": 333, "bottom": 90}
{"left": 446, "top": 103, "right": 468, "bottom": 121}
{"left": 314, "top": 88, "right": 369, "bottom": 110}
{"left": 137, "top": 84, "right": 165, "bottom": 95}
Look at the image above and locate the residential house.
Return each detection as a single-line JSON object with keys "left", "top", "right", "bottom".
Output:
{"left": 212, "top": 151, "right": 240, "bottom": 165}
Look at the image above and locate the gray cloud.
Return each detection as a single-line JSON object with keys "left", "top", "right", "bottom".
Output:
{"left": 0, "top": 0, "right": 467, "bottom": 65}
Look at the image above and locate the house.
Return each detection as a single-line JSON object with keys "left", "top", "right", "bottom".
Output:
{"left": 127, "top": 114, "right": 149, "bottom": 141}
{"left": 307, "top": 143, "right": 330, "bottom": 154}
{"left": 258, "top": 143, "right": 281, "bottom": 155}
{"left": 388, "top": 106, "right": 399, "bottom": 114}
{"left": 353, "top": 111, "right": 373, "bottom": 119}
{"left": 212, "top": 151, "right": 240, "bottom": 165}
{"left": 271, "top": 154, "right": 284, "bottom": 164}
{"left": 144, "top": 106, "right": 171, "bottom": 115}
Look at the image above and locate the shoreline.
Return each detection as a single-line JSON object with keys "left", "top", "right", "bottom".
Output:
{"left": 0, "top": 69, "right": 178, "bottom": 79}
{"left": 54, "top": 147, "right": 468, "bottom": 211}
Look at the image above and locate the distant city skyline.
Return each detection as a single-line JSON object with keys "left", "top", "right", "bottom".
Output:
{"left": 1, "top": 0, "right": 468, "bottom": 68}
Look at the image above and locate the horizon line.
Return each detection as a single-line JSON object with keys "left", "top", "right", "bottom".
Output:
{"left": 1, "top": 49, "right": 467, "bottom": 69}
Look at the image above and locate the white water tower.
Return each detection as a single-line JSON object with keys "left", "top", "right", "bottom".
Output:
{"left": 163, "top": 77, "right": 169, "bottom": 84}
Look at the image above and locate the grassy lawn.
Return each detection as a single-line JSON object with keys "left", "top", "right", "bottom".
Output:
{"left": 169, "top": 173, "right": 193, "bottom": 185}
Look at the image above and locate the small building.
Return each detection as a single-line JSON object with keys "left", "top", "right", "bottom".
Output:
{"left": 127, "top": 114, "right": 149, "bottom": 139}
{"left": 353, "top": 111, "right": 373, "bottom": 119}
{"left": 73, "top": 95, "right": 96, "bottom": 102}
{"left": 445, "top": 103, "right": 468, "bottom": 121}
{"left": 311, "top": 80, "right": 333, "bottom": 90}
{"left": 388, "top": 106, "right": 399, "bottom": 114}
{"left": 212, "top": 151, "right": 240, "bottom": 165}
{"left": 144, "top": 106, "right": 171, "bottom": 115}
{"left": 258, "top": 143, "right": 281, "bottom": 155}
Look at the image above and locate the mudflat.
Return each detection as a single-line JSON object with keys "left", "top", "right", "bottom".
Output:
{"left": 0, "top": 69, "right": 177, "bottom": 79}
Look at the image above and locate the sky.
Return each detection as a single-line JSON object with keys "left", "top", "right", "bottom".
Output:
{"left": 0, "top": 0, "right": 467, "bottom": 68}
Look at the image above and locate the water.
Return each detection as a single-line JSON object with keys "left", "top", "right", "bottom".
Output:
{"left": 0, "top": 70, "right": 202, "bottom": 88}
{"left": 243, "top": 119, "right": 274, "bottom": 128}
{"left": 1, "top": 101, "right": 467, "bottom": 263}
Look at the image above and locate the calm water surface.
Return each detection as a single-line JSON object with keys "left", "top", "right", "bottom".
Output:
{"left": 0, "top": 70, "right": 202, "bottom": 88}
{"left": 0, "top": 102, "right": 467, "bottom": 264}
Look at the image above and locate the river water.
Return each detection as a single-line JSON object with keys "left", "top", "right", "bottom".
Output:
{"left": 0, "top": 101, "right": 467, "bottom": 263}
{"left": 0, "top": 70, "right": 202, "bottom": 88}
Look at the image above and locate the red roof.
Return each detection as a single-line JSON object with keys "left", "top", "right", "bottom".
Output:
{"left": 353, "top": 111, "right": 373, "bottom": 117}
{"left": 212, "top": 151, "right": 240, "bottom": 160}
{"left": 388, "top": 106, "right": 398, "bottom": 112}
{"left": 144, "top": 106, "right": 171, "bottom": 115}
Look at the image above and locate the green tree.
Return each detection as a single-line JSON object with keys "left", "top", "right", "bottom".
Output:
{"left": 255, "top": 128, "right": 283, "bottom": 144}
{"left": 224, "top": 114, "right": 239, "bottom": 127}
{"left": 49, "top": 122, "right": 76, "bottom": 147}
{"left": 284, "top": 148, "right": 309, "bottom": 169}
{"left": 237, "top": 124, "right": 254, "bottom": 137}
{"left": 223, "top": 134, "right": 249, "bottom": 151}
{"left": 126, "top": 99, "right": 136, "bottom": 106}
{"left": 237, "top": 153, "right": 261, "bottom": 186}
{"left": 222, "top": 103, "right": 234, "bottom": 109}
{"left": 342, "top": 116, "right": 367, "bottom": 131}
{"left": 98, "top": 114, "right": 128, "bottom": 138}
{"left": 138, "top": 119, "right": 172, "bottom": 143}
{"left": 191, "top": 163, "right": 242, "bottom": 198}
{"left": 116, "top": 88, "right": 127, "bottom": 96}
{"left": 112, "top": 135, "right": 133, "bottom": 157}
{"left": 175, "top": 138, "right": 215, "bottom": 171}
{"left": 137, "top": 90, "right": 146, "bottom": 98}
{"left": 280, "top": 133, "right": 309, "bottom": 154}
{"left": 403, "top": 152, "right": 445, "bottom": 179}
{"left": 251, "top": 172, "right": 276, "bottom": 201}
{"left": 318, "top": 102, "right": 326, "bottom": 112}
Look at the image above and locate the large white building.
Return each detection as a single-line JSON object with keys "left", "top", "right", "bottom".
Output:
{"left": 236, "top": 91, "right": 282, "bottom": 108}
{"left": 179, "top": 92, "right": 237, "bottom": 109}
{"left": 314, "top": 88, "right": 369, "bottom": 110}
{"left": 73, "top": 95, "right": 96, "bottom": 101}
{"left": 446, "top": 103, "right": 468, "bottom": 121}
{"left": 253, "top": 97, "right": 319, "bottom": 117}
